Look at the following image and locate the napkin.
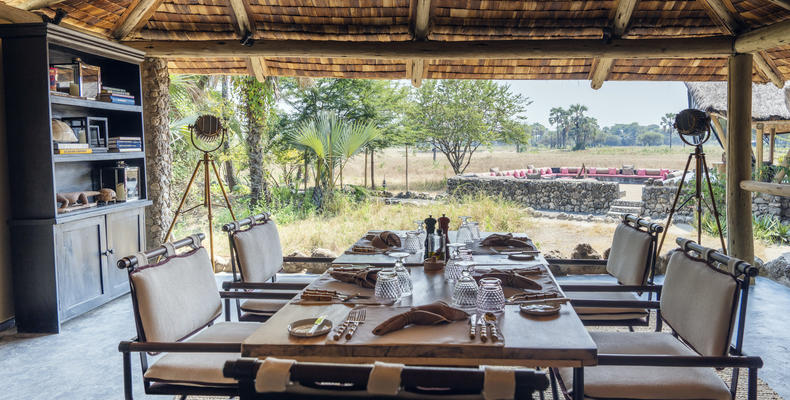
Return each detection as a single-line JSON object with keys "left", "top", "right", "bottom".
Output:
{"left": 371, "top": 231, "right": 401, "bottom": 249}
{"left": 329, "top": 267, "right": 380, "bottom": 289}
{"left": 372, "top": 301, "right": 469, "bottom": 335}
{"left": 476, "top": 269, "right": 543, "bottom": 290}
{"left": 480, "top": 233, "right": 533, "bottom": 249}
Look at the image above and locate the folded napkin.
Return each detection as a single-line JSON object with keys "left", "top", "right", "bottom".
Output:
{"left": 475, "top": 269, "right": 543, "bottom": 290}
{"left": 373, "top": 301, "right": 469, "bottom": 335}
{"left": 347, "top": 244, "right": 384, "bottom": 254}
{"left": 480, "top": 233, "right": 534, "bottom": 250}
{"left": 371, "top": 231, "right": 402, "bottom": 249}
{"left": 329, "top": 267, "right": 380, "bottom": 289}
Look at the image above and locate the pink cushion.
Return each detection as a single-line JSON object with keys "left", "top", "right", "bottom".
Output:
{"left": 608, "top": 168, "right": 617, "bottom": 175}
{"left": 637, "top": 169, "right": 646, "bottom": 176}
{"left": 490, "top": 172, "right": 495, "bottom": 176}
{"left": 561, "top": 168, "right": 569, "bottom": 174}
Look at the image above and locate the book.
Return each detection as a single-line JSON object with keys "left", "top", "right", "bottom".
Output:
{"left": 55, "top": 148, "right": 93, "bottom": 154}
{"left": 98, "top": 95, "right": 136, "bottom": 105}
{"left": 109, "top": 136, "right": 141, "bottom": 141}
{"left": 53, "top": 142, "right": 90, "bottom": 149}
{"left": 109, "top": 148, "right": 141, "bottom": 153}
{"left": 101, "top": 87, "right": 131, "bottom": 95}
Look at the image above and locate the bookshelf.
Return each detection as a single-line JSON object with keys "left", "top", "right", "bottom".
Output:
{"left": 0, "top": 23, "right": 149, "bottom": 333}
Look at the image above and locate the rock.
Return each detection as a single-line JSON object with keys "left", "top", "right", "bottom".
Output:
{"left": 213, "top": 255, "right": 232, "bottom": 273}
{"left": 571, "top": 243, "right": 601, "bottom": 259}
{"left": 544, "top": 249, "right": 565, "bottom": 259}
{"left": 602, "top": 247, "right": 611, "bottom": 259}
{"left": 282, "top": 251, "right": 310, "bottom": 273}
{"left": 763, "top": 253, "right": 790, "bottom": 287}
{"left": 311, "top": 248, "right": 337, "bottom": 258}
{"left": 655, "top": 249, "right": 679, "bottom": 275}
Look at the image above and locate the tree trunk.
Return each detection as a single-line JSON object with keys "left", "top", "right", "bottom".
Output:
{"left": 370, "top": 149, "right": 376, "bottom": 189}
{"left": 242, "top": 79, "right": 267, "bottom": 210}
{"left": 405, "top": 144, "right": 409, "bottom": 192}
{"left": 220, "top": 76, "right": 237, "bottom": 191}
{"left": 142, "top": 57, "right": 173, "bottom": 249}
{"left": 364, "top": 148, "right": 368, "bottom": 187}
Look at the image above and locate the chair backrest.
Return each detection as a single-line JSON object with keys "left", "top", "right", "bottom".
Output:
{"left": 128, "top": 246, "right": 222, "bottom": 343}
{"left": 223, "top": 359, "right": 549, "bottom": 399}
{"left": 228, "top": 214, "right": 284, "bottom": 283}
{"left": 660, "top": 249, "right": 740, "bottom": 357}
{"left": 606, "top": 215, "right": 661, "bottom": 285}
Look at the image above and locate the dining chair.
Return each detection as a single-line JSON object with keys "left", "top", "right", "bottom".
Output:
{"left": 222, "top": 213, "right": 331, "bottom": 321}
{"left": 559, "top": 214, "right": 663, "bottom": 328}
{"left": 223, "top": 358, "right": 549, "bottom": 399}
{"left": 117, "top": 233, "right": 278, "bottom": 400}
{"left": 553, "top": 238, "right": 763, "bottom": 400}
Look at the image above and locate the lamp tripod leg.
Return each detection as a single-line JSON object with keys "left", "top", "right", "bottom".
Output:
{"left": 204, "top": 153, "right": 215, "bottom": 271}
{"left": 163, "top": 159, "right": 203, "bottom": 245}
{"left": 702, "top": 154, "right": 727, "bottom": 254}
{"left": 210, "top": 159, "right": 236, "bottom": 220}
{"left": 657, "top": 152, "right": 694, "bottom": 255}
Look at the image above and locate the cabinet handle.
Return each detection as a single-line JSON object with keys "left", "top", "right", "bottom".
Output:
{"left": 102, "top": 248, "right": 115, "bottom": 256}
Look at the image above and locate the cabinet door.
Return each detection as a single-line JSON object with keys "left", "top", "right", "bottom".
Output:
{"left": 106, "top": 208, "right": 145, "bottom": 297}
{"left": 56, "top": 216, "right": 109, "bottom": 321}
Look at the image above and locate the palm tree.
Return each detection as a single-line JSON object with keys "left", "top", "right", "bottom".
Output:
{"left": 549, "top": 107, "right": 569, "bottom": 148}
{"left": 661, "top": 112, "right": 676, "bottom": 148}
{"left": 568, "top": 104, "right": 592, "bottom": 150}
{"left": 290, "top": 112, "right": 380, "bottom": 203}
{"left": 236, "top": 76, "right": 279, "bottom": 209}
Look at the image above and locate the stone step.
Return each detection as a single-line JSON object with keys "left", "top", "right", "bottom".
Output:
{"left": 609, "top": 205, "right": 642, "bottom": 214}
{"left": 611, "top": 199, "right": 644, "bottom": 208}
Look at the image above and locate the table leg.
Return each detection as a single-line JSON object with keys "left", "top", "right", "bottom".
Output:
{"left": 572, "top": 367, "right": 584, "bottom": 400}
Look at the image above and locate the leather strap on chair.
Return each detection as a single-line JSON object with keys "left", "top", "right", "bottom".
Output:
{"left": 188, "top": 234, "right": 203, "bottom": 250}
{"left": 367, "top": 361, "right": 404, "bottom": 395}
{"left": 483, "top": 365, "right": 516, "bottom": 400}
{"left": 254, "top": 357, "right": 296, "bottom": 393}
{"left": 133, "top": 252, "right": 149, "bottom": 267}
{"left": 162, "top": 242, "right": 176, "bottom": 257}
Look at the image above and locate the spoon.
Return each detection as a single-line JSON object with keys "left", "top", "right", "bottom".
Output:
{"left": 484, "top": 312, "right": 504, "bottom": 342}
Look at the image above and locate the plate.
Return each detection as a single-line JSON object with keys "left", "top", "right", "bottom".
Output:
{"left": 508, "top": 253, "right": 536, "bottom": 261}
{"left": 519, "top": 303, "right": 561, "bottom": 316}
{"left": 288, "top": 318, "right": 333, "bottom": 337}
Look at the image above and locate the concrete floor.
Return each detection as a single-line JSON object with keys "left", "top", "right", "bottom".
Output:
{"left": 0, "top": 274, "right": 788, "bottom": 400}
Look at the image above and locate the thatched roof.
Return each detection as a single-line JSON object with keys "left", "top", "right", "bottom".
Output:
{"left": 686, "top": 81, "right": 790, "bottom": 121}
{"left": 2, "top": 0, "right": 790, "bottom": 87}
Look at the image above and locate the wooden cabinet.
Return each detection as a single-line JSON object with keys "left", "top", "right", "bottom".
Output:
{"left": 0, "top": 24, "right": 150, "bottom": 333}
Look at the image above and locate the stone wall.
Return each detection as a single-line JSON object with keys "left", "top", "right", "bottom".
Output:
{"left": 752, "top": 193, "right": 790, "bottom": 222}
{"left": 447, "top": 175, "right": 620, "bottom": 214}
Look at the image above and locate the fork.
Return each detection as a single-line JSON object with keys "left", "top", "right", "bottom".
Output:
{"left": 345, "top": 308, "right": 367, "bottom": 340}
{"left": 332, "top": 308, "right": 364, "bottom": 340}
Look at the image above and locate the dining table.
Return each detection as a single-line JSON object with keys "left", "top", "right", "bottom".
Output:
{"left": 242, "top": 230, "right": 597, "bottom": 400}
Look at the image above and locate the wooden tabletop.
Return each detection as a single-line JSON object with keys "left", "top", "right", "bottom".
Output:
{"left": 242, "top": 240, "right": 597, "bottom": 367}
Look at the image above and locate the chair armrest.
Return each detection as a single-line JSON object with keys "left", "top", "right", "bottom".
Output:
{"left": 283, "top": 256, "right": 334, "bottom": 263}
{"left": 219, "top": 290, "right": 299, "bottom": 300}
{"left": 561, "top": 284, "right": 662, "bottom": 293}
{"left": 597, "top": 354, "right": 763, "bottom": 369}
{"left": 570, "top": 299, "right": 660, "bottom": 309}
{"left": 222, "top": 281, "right": 308, "bottom": 291}
{"left": 547, "top": 259, "right": 608, "bottom": 266}
{"left": 118, "top": 340, "right": 241, "bottom": 353}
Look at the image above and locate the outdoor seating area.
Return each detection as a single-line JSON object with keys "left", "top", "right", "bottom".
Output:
{"left": 487, "top": 166, "right": 674, "bottom": 182}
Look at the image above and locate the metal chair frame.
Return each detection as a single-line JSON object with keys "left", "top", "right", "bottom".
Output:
{"left": 223, "top": 359, "right": 550, "bottom": 399}
{"left": 552, "top": 237, "right": 763, "bottom": 400}
{"left": 558, "top": 213, "right": 664, "bottom": 328}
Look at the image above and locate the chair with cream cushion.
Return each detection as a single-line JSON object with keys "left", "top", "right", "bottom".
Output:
{"left": 554, "top": 238, "right": 763, "bottom": 400}
{"left": 222, "top": 213, "right": 328, "bottom": 321}
{"left": 562, "top": 214, "right": 663, "bottom": 327}
{"left": 117, "top": 234, "right": 263, "bottom": 400}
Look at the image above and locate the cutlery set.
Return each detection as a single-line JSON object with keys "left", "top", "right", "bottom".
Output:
{"left": 332, "top": 307, "right": 367, "bottom": 341}
{"left": 469, "top": 312, "right": 504, "bottom": 343}
{"left": 301, "top": 289, "right": 370, "bottom": 302}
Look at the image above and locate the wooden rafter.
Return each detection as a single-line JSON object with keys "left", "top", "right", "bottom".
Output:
{"left": 407, "top": 59, "right": 425, "bottom": 87}
{"left": 247, "top": 57, "right": 268, "bottom": 82}
{"left": 227, "top": 0, "right": 256, "bottom": 36}
{"left": 17, "top": 0, "right": 65, "bottom": 10}
{"left": 698, "top": 0, "right": 785, "bottom": 87}
{"left": 413, "top": 0, "right": 432, "bottom": 40}
{"left": 125, "top": 37, "right": 734, "bottom": 59}
{"left": 765, "top": 0, "right": 790, "bottom": 11}
{"left": 589, "top": 0, "right": 638, "bottom": 89}
{"left": 0, "top": 3, "right": 41, "bottom": 23}
{"left": 111, "top": 0, "right": 164, "bottom": 40}
{"left": 735, "top": 16, "right": 790, "bottom": 53}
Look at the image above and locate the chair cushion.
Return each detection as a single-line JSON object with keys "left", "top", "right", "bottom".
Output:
{"left": 275, "top": 273, "right": 318, "bottom": 284}
{"left": 131, "top": 247, "right": 221, "bottom": 343}
{"left": 144, "top": 322, "right": 260, "bottom": 386}
{"left": 233, "top": 221, "right": 284, "bottom": 283}
{"left": 565, "top": 291, "right": 648, "bottom": 321}
{"left": 240, "top": 298, "right": 291, "bottom": 315}
{"left": 661, "top": 251, "right": 738, "bottom": 357}
{"left": 558, "top": 332, "right": 731, "bottom": 400}
{"left": 606, "top": 223, "right": 652, "bottom": 286}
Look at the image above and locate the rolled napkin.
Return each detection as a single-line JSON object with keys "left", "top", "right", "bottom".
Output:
{"left": 371, "top": 231, "right": 402, "bottom": 249}
{"left": 475, "top": 269, "right": 543, "bottom": 290}
{"left": 480, "top": 233, "right": 534, "bottom": 249}
{"left": 329, "top": 267, "right": 380, "bottom": 289}
{"left": 373, "top": 301, "right": 469, "bottom": 335}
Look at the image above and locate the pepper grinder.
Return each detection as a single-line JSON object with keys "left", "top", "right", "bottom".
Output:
{"left": 424, "top": 215, "right": 437, "bottom": 259}
{"left": 438, "top": 214, "right": 450, "bottom": 259}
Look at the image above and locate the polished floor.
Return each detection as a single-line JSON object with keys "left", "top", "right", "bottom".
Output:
{"left": 0, "top": 274, "right": 788, "bottom": 399}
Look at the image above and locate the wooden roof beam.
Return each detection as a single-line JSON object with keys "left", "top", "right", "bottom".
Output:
{"left": 735, "top": 18, "right": 790, "bottom": 53}
{"left": 125, "top": 37, "right": 735, "bottom": 59}
{"left": 407, "top": 59, "right": 425, "bottom": 87}
{"left": 111, "top": 0, "right": 164, "bottom": 40}
{"left": 589, "top": 0, "right": 638, "bottom": 89}
{"left": 0, "top": 3, "right": 42, "bottom": 23}
{"left": 413, "top": 0, "right": 432, "bottom": 40}
{"left": 228, "top": 0, "right": 256, "bottom": 37}
{"left": 754, "top": 51, "right": 786, "bottom": 88}
{"left": 765, "top": 0, "right": 790, "bottom": 11}
{"left": 247, "top": 57, "right": 268, "bottom": 82}
{"left": 16, "top": 0, "right": 66, "bottom": 10}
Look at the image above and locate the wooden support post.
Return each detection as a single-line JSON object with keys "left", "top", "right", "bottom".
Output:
{"left": 364, "top": 148, "right": 368, "bottom": 187}
{"left": 769, "top": 127, "right": 776, "bottom": 164}
{"left": 726, "top": 53, "right": 755, "bottom": 265}
{"left": 405, "top": 144, "right": 409, "bottom": 193}
{"left": 370, "top": 149, "right": 375, "bottom": 189}
{"left": 756, "top": 123, "right": 764, "bottom": 179}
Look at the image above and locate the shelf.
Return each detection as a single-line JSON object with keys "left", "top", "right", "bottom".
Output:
{"left": 50, "top": 94, "right": 142, "bottom": 113}
{"left": 56, "top": 199, "right": 152, "bottom": 224}
{"left": 53, "top": 151, "right": 144, "bottom": 163}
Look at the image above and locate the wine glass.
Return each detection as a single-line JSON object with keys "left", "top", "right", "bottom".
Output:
{"left": 444, "top": 243, "right": 465, "bottom": 282}
{"left": 452, "top": 261, "right": 478, "bottom": 308}
{"left": 456, "top": 216, "right": 473, "bottom": 244}
{"left": 476, "top": 277, "right": 505, "bottom": 313}
{"left": 388, "top": 252, "right": 412, "bottom": 297}
{"left": 469, "top": 221, "right": 481, "bottom": 242}
{"left": 374, "top": 270, "right": 402, "bottom": 302}
{"left": 413, "top": 220, "right": 426, "bottom": 248}
{"left": 403, "top": 231, "right": 421, "bottom": 254}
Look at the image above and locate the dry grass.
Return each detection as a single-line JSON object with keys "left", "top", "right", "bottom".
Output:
{"left": 341, "top": 145, "right": 724, "bottom": 192}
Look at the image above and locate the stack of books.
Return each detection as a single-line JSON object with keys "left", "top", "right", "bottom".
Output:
{"left": 98, "top": 86, "right": 136, "bottom": 105}
{"left": 54, "top": 142, "right": 92, "bottom": 155}
{"left": 109, "top": 137, "right": 142, "bottom": 153}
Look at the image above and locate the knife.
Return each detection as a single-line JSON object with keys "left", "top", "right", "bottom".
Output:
{"left": 469, "top": 314, "right": 477, "bottom": 339}
{"left": 479, "top": 315, "right": 488, "bottom": 343}
{"left": 308, "top": 315, "right": 327, "bottom": 335}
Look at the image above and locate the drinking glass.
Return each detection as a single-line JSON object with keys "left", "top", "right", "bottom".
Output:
{"left": 456, "top": 217, "right": 473, "bottom": 244}
{"left": 388, "top": 252, "right": 412, "bottom": 297}
{"left": 444, "top": 243, "right": 465, "bottom": 282}
{"left": 476, "top": 277, "right": 506, "bottom": 313}
{"left": 403, "top": 231, "right": 421, "bottom": 254}
{"left": 374, "top": 270, "right": 402, "bottom": 302}
{"left": 452, "top": 261, "right": 478, "bottom": 308}
{"left": 469, "top": 221, "right": 481, "bottom": 241}
{"left": 413, "top": 220, "right": 426, "bottom": 249}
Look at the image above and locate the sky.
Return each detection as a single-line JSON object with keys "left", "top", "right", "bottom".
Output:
{"left": 501, "top": 80, "right": 690, "bottom": 128}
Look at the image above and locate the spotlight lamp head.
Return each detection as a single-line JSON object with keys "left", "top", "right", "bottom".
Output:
{"left": 674, "top": 109, "right": 711, "bottom": 146}
{"left": 190, "top": 114, "right": 226, "bottom": 153}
